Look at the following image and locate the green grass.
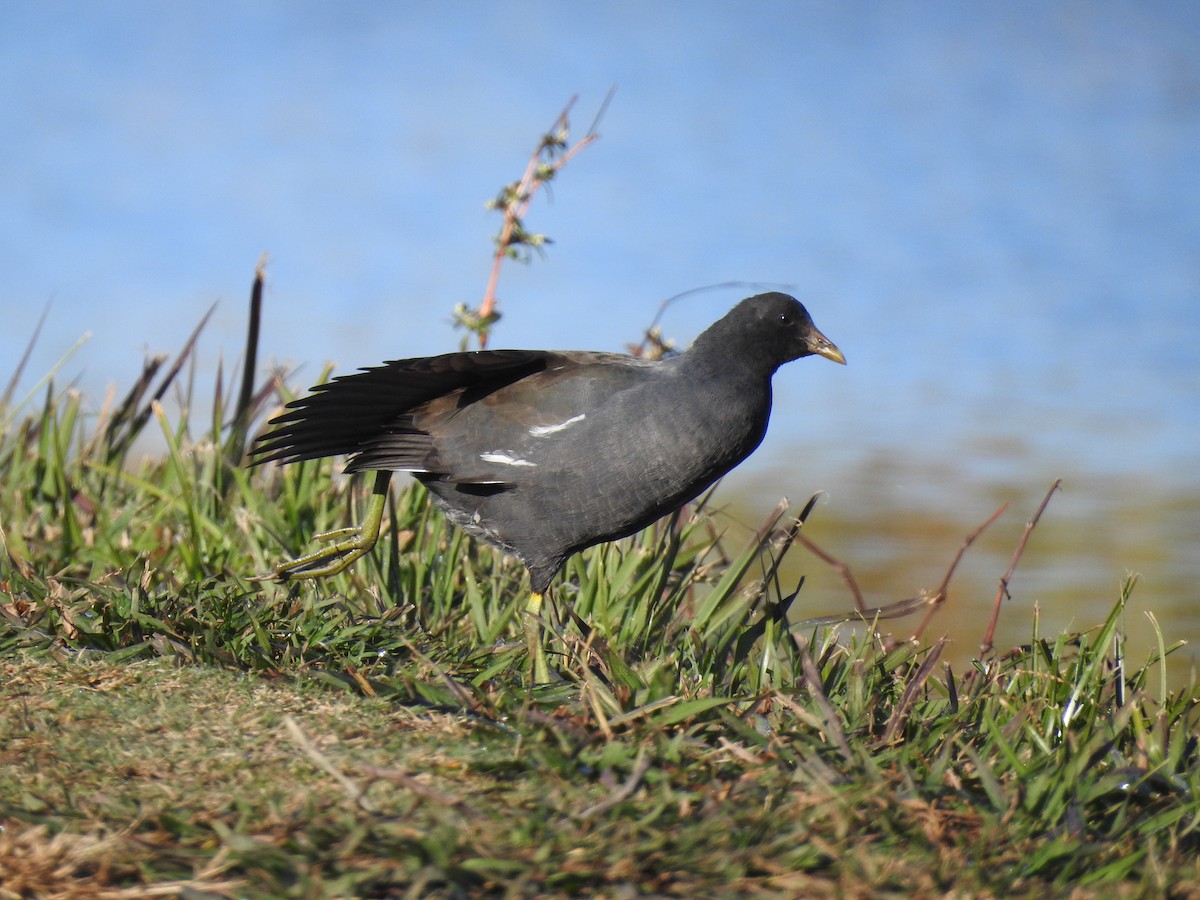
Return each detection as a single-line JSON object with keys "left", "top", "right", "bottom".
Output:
{"left": 1, "top": 307, "right": 1198, "bottom": 898}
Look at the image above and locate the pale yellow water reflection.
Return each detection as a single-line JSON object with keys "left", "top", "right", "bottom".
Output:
{"left": 734, "top": 455, "right": 1200, "bottom": 691}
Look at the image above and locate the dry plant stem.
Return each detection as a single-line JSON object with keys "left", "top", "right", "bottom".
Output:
{"left": 795, "top": 501, "right": 1008, "bottom": 641}
{"left": 910, "top": 501, "right": 1010, "bottom": 641}
{"left": 477, "top": 94, "right": 608, "bottom": 344}
{"left": 980, "top": 478, "right": 1063, "bottom": 653}
{"left": 794, "top": 532, "right": 866, "bottom": 613}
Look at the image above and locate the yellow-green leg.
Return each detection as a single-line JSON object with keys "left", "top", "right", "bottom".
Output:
{"left": 524, "top": 591, "right": 552, "bottom": 684}
{"left": 261, "top": 469, "right": 554, "bottom": 682}
{"left": 257, "top": 471, "right": 392, "bottom": 581}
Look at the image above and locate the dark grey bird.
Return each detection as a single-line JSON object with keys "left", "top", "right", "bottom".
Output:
{"left": 252, "top": 291, "right": 845, "bottom": 678}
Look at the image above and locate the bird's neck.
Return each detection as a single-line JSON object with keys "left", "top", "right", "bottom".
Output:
{"left": 676, "top": 342, "right": 777, "bottom": 393}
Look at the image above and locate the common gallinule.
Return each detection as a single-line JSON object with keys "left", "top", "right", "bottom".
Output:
{"left": 253, "top": 292, "right": 844, "bottom": 678}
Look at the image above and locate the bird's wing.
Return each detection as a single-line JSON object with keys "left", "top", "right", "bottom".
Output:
{"left": 251, "top": 350, "right": 551, "bottom": 466}
{"left": 350, "top": 351, "right": 658, "bottom": 483}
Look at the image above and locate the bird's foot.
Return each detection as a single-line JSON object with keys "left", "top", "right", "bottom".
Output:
{"left": 252, "top": 526, "right": 376, "bottom": 582}
{"left": 251, "top": 471, "right": 392, "bottom": 583}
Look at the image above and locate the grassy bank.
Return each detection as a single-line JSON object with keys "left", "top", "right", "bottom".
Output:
{"left": 0, "top": 295, "right": 1197, "bottom": 897}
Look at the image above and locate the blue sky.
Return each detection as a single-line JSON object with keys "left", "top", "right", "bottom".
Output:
{"left": 3, "top": 2, "right": 1198, "bottom": 488}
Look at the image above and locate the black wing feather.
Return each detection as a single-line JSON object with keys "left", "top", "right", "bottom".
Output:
{"left": 251, "top": 350, "right": 550, "bottom": 467}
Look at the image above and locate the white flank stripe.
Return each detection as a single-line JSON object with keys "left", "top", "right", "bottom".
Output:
{"left": 529, "top": 413, "right": 586, "bottom": 437}
{"left": 480, "top": 452, "right": 537, "bottom": 467}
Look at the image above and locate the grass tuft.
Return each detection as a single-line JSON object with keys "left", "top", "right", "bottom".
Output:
{"left": 1, "top": 292, "right": 1198, "bottom": 896}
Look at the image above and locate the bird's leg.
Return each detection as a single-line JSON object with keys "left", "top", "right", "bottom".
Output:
{"left": 524, "top": 591, "right": 552, "bottom": 684}
{"left": 259, "top": 471, "right": 392, "bottom": 581}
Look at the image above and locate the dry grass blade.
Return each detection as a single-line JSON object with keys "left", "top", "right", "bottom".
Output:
{"left": 102, "top": 355, "right": 166, "bottom": 462}
{"left": 758, "top": 493, "right": 821, "bottom": 592}
{"left": 577, "top": 748, "right": 651, "bottom": 819}
{"left": 0, "top": 823, "right": 245, "bottom": 898}
{"left": 794, "top": 632, "right": 854, "bottom": 763}
{"left": 223, "top": 255, "right": 268, "bottom": 473}
{"left": 283, "top": 715, "right": 374, "bottom": 812}
{"left": 359, "top": 763, "right": 472, "bottom": 812}
{"left": 104, "top": 304, "right": 216, "bottom": 464}
{"left": 2, "top": 303, "right": 51, "bottom": 411}
{"left": 879, "top": 638, "right": 946, "bottom": 745}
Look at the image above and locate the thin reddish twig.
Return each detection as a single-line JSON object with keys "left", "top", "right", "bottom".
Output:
{"left": 980, "top": 479, "right": 1062, "bottom": 653}
{"left": 794, "top": 532, "right": 866, "bottom": 614}
{"left": 795, "top": 501, "right": 1009, "bottom": 646}
{"left": 477, "top": 91, "right": 612, "bottom": 342}
{"left": 910, "top": 501, "right": 1010, "bottom": 641}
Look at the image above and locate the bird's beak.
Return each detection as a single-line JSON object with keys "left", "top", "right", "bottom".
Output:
{"left": 809, "top": 329, "right": 846, "bottom": 365}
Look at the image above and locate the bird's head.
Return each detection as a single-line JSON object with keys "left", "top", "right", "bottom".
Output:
{"left": 692, "top": 292, "right": 846, "bottom": 371}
